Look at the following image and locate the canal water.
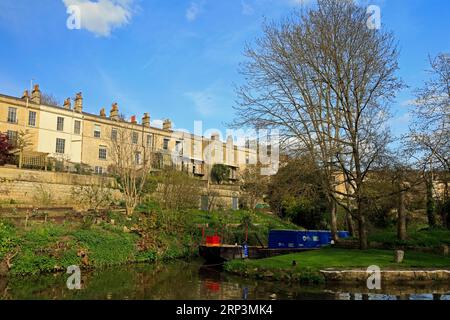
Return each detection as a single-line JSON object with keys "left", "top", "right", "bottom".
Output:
{"left": 1, "top": 259, "right": 449, "bottom": 300}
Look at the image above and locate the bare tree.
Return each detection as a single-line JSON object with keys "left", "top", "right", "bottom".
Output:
{"left": 407, "top": 53, "right": 449, "bottom": 227}
{"left": 409, "top": 53, "right": 450, "bottom": 173}
{"left": 72, "top": 178, "right": 114, "bottom": 212}
{"left": 41, "top": 93, "right": 60, "bottom": 106}
{"left": 108, "top": 125, "right": 154, "bottom": 216}
{"left": 233, "top": 0, "right": 403, "bottom": 249}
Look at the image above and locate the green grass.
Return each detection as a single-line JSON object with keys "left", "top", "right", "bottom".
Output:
{"left": 225, "top": 247, "right": 450, "bottom": 280}
{"left": 186, "top": 209, "right": 299, "bottom": 230}
{"left": 1, "top": 206, "right": 296, "bottom": 275}
{"left": 369, "top": 228, "right": 450, "bottom": 248}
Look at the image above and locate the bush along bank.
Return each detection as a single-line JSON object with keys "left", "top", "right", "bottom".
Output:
{"left": 0, "top": 210, "right": 200, "bottom": 276}
{"left": 0, "top": 205, "right": 297, "bottom": 276}
{"left": 224, "top": 247, "right": 450, "bottom": 284}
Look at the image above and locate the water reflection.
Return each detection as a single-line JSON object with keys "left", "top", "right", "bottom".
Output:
{"left": 0, "top": 259, "right": 449, "bottom": 300}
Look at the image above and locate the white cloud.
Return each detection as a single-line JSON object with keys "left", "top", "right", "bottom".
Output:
{"left": 63, "top": 0, "right": 135, "bottom": 37}
{"left": 186, "top": 90, "right": 215, "bottom": 117}
{"left": 186, "top": 1, "right": 204, "bottom": 22}
{"left": 241, "top": 1, "right": 254, "bottom": 15}
{"left": 151, "top": 119, "right": 164, "bottom": 129}
{"left": 185, "top": 82, "right": 231, "bottom": 117}
{"left": 287, "top": 0, "right": 314, "bottom": 6}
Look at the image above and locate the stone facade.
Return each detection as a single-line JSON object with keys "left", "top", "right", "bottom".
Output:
{"left": 0, "top": 86, "right": 256, "bottom": 182}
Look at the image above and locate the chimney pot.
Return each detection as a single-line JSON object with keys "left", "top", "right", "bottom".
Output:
{"left": 63, "top": 98, "right": 72, "bottom": 109}
{"left": 142, "top": 113, "right": 151, "bottom": 128}
{"left": 110, "top": 103, "right": 119, "bottom": 121}
{"left": 74, "top": 92, "right": 83, "bottom": 113}
{"left": 31, "top": 84, "right": 41, "bottom": 104}
{"left": 22, "top": 90, "right": 30, "bottom": 100}
{"left": 211, "top": 133, "right": 220, "bottom": 141}
{"left": 163, "top": 119, "right": 172, "bottom": 131}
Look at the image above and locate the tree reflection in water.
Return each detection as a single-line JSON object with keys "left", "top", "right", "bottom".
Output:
{"left": 1, "top": 260, "right": 449, "bottom": 300}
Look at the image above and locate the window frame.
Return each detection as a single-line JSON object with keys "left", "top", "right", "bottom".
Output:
{"left": 163, "top": 138, "right": 169, "bottom": 150}
{"left": 55, "top": 138, "right": 66, "bottom": 154}
{"left": 111, "top": 128, "right": 118, "bottom": 141}
{"left": 28, "top": 111, "right": 37, "bottom": 127}
{"left": 57, "top": 117, "right": 64, "bottom": 131}
{"left": 93, "top": 125, "right": 101, "bottom": 138}
{"left": 135, "top": 152, "right": 142, "bottom": 165}
{"left": 74, "top": 120, "right": 81, "bottom": 135}
{"left": 98, "top": 146, "right": 107, "bottom": 160}
{"left": 132, "top": 132, "right": 139, "bottom": 144}
{"left": 94, "top": 166, "right": 103, "bottom": 175}
{"left": 7, "top": 107, "right": 17, "bottom": 124}
{"left": 7, "top": 130, "right": 18, "bottom": 147}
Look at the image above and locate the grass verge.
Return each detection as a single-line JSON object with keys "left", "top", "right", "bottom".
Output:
{"left": 224, "top": 247, "right": 450, "bottom": 284}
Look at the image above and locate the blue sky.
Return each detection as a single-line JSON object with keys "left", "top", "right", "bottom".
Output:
{"left": 0, "top": 0, "right": 449, "bottom": 138}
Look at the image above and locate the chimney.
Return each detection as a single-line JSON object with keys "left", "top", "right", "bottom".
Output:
{"left": 163, "top": 119, "right": 172, "bottom": 131}
{"left": 31, "top": 85, "right": 41, "bottom": 104}
{"left": 211, "top": 132, "right": 220, "bottom": 141}
{"left": 100, "top": 108, "right": 106, "bottom": 117}
{"left": 74, "top": 92, "right": 83, "bottom": 113}
{"left": 142, "top": 113, "right": 150, "bottom": 128}
{"left": 130, "top": 115, "right": 137, "bottom": 124}
{"left": 63, "top": 98, "right": 72, "bottom": 109}
{"left": 22, "top": 90, "right": 30, "bottom": 100}
{"left": 110, "top": 103, "right": 119, "bottom": 121}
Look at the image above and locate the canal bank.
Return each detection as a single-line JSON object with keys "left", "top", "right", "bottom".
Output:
{"left": 0, "top": 207, "right": 296, "bottom": 276}
{"left": 224, "top": 248, "right": 450, "bottom": 284}
{"left": 1, "top": 259, "right": 449, "bottom": 300}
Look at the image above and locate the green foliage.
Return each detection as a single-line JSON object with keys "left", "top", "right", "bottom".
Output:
{"left": 72, "top": 227, "right": 138, "bottom": 267}
{"left": 267, "top": 157, "right": 328, "bottom": 229}
{"left": 0, "top": 221, "right": 18, "bottom": 259}
{"left": 11, "top": 224, "right": 79, "bottom": 275}
{"left": 74, "top": 163, "right": 92, "bottom": 175}
{"left": 210, "top": 164, "right": 230, "bottom": 184}
{"left": 3, "top": 205, "right": 298, "bottom": 276}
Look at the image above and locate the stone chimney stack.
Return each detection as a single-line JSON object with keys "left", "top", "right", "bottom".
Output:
{"left": 31, "top": 85, "right": 41, "bottom": 104}
{"left": 74, "top": 92, "right": 83, "bottom": 113}
{"left": 142, "top": 113, "right": 150, "bottom": 128}
{"left": 211, "top": 133, "right": 220, "bottom": 141}
{"left": 63, "top": 98, "right": 72, "bottom": 109}
{"left": 22, "top": 90, "right": 30, "bottom": 100}
{"left": 163, "top": 119, "right": 172, "bottom": 131}
{"left": 110, "top": 103, "right": 119, "bottom": 121}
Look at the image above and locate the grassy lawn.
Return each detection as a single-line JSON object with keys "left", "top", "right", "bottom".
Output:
{"left": 226, "top": 247, "right": 450, "bottom": 274}
{"left": 369, "top": 228, "right": 450, "bottom": 248}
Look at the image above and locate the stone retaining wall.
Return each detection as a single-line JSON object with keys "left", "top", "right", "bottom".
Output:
{"left": 0, "top": 167, "right": 242, "bottom": 210}
{"left": 0, "top": 167, "right": 121, "bottom": 208}
{"left": 320, "top": 269, "right": 450, "bottom": 283}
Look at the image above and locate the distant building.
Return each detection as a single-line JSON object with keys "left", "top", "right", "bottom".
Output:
{"left": 0, "top": 85, "right": 258, "bottom": 182}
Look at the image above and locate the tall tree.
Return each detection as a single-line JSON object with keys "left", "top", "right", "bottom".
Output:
{"left": 408, "top": 53, "right": 449, "bottom": 228}
{"left": 233, "top": 0, "right": 403, "bottom": 248}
